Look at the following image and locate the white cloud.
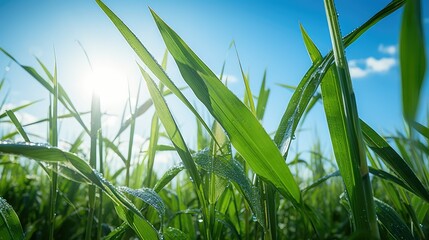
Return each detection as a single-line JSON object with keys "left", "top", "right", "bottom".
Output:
{"left": 220, "top": 74, "right": 238, "bottom": 84}
{"left": 378, "top": 44, "right": 397, "bottom": 55}
{"left": 348, "top": 57, "right": 396, "bottom": 79}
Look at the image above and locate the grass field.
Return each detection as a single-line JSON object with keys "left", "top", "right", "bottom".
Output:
{"left": 0, "top": 0, "right": 428, "bottom": 239}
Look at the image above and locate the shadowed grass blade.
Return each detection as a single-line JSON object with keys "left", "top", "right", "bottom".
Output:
{"left": 150, "top": 9, "right": 301, "bottom": 204}
{"left": 374, "top": 199, "right": 414, "bottom": 240}
{"left": 0, "top": 197, "right": 24, "bottom": 240}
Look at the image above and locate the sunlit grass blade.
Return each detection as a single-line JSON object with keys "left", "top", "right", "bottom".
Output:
{"left": 0, "top": 48, "right": 90, "bottom": 134}
{"left": 140, "top": 65, "right": 211, "bottom": 238}
{"left": 0, "top": 197, "right": 24, "bottom": 240}
{"left": 153, "top": 164, "right": 184, "bottom": 193}
{"left": 119, "top": 186, "right": 166, "bottom": 221}
{"left": 150, "top": 9, "right": 301, "bottom": 205}
{"left": 103, "top": 137, "right": 127, "bottom": 165}
{"left": 255, "top": 70, "right": 270, "bottom": 121}
{"left": 233, "top": 43, "right": 256, "bottom": 114}
{"left": 95, "top": 0, "right": 218, "bottom": 147}
{"left": 361, "top": 120, "right": 429, "bottom": 202}
{"left": 400, "top": 0, "right": 426, "bottom": 122}
{"left": 146, "top": 114, "right": 160, "bottom": 188}
{"left": 5, "top": 110, "right": 31, "bottom": 142}
{"left": 412, "top": 121, "right": 429, "bottom": 139}
{"left": 0, "top": 100, "right": 42, "bottom": 120}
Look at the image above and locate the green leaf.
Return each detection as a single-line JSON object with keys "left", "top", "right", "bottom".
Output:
{"left": 0, "top": 197, "right": 24, "bottom": 240}
{"left": 95, "top": 0, "right": 217, "bottom": 147}
{"left": 194, "top": 148, "right": 264, "bottom": 227}
{"left": 361, "top": 120, "right": 429, "bottom": 202}
{"left": 153, "top": 164, "right": 184, "bottom": 193}
{"left": 150, "top": 9, "right": 301, "bottom": 204}
{"left": 119, "top": 186, "right": 165, "bottom": 219}
{"left": 374, "top": 198, "right": 415, "bottom": 240}
{"left": 412, "top": 121, "right": 429, "bottom": 139}
{"left": 400, "top": 0, "right": 426, "bottom": 122}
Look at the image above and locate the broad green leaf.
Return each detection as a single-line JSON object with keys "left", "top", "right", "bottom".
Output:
{"left": 114, "top": 205, "right": 160, "bottom": 240}
{"left": 164, "top": 227, "right": 189, "bottom": 240}
{"left": 374, "top": 199, "right": 414, "bottom": 240}
{"left": 361, "top": 120, "right": 429, "bottom": 202}
{"left": 0, "top": 197, "right": 24, "bottom": 240}
{"left": 400, "top": 0, "right": 426, "bottom": 122}
{"left": 150, "top": 9, "right": 301, "bottom": 204}
{"left": 119, "top": 186, "right": 165, "bottom": 218}
{"left": 193, "top": 148, "right": 264, "bottom": 227}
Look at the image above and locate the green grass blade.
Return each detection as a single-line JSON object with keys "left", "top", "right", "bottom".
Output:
{"left": 146, "top": 113, "right": 160, "bottom": 188}
{"left": 361, "top": 120, "right": 429, "bottom": 202}
{"left": 0, "top": 197, "right": 24, "bottom": 240}
{"left": 139, "top": 65, "right": 210, "bottom": 238}
{"left": 95, "top": 0, "right": 217, "bottom": 147}
{"left": 153, "top": 164, "right": 184, "bottom": 193}
{"left": 400, "top": 0, "right": 426, "bottom": 122}
{"left": 412, "top": 121, "right": 429, "bottom": 139}
{"left": 5, "top": 110, "right": 30, "bottom": 142}
{"left": 150, "top": 9, "right": 301, "bottom": 204}
{"left": 0, "top": 100, "right": 42, "bottom": 120}
{"left": 273, "top": 0, "right": 405, "bottom": 157}
{"left": 255, "top": 70, "right": 270, "bottom": 121}
{"left": 374, "top": 198, "right": 414, "bottom": 240}
{"left": 233, "top": 44, "right": 256, "bottom": 114}
{"left": 119, "top": 186, "right": 166, "bottom": 219}
{"left": 102, "top": 138, "right": 127, "bottom": 165}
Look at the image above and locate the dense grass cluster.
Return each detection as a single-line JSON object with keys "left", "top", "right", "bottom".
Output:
{"left": 0, "top": 0, "right": 428, "bottom": 239}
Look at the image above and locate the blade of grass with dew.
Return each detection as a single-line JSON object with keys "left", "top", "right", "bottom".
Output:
{"left": 153, "top": 164, "right": 185, "bottom": 193}
{"left": 374, "top": 198, "right": 414, "bottom": 240}
{"left": 95, "top": 0, "right": 219, "bottom": 148}
{"left": 400, "top": 0, "right": 426, "bottom": 122}
{"left": 0, "top": 197, "right": 24, "bottom": 240}
{"left": 323, "top": 0, "right": 379, "bottom": 236}
{"left": 139, "top": 65, "right": 211, "bottom": 238}
{"left": 0, "top": 141, "right": 160, "bottom": 239}
{"left": 150, "top": 9, "right": 301, "bottom": 205}
{"left": 273, "top": 0, "right": 405, "bottom": 158}
{"left": 361, "top": 120, "right": 429, "bottom": 202}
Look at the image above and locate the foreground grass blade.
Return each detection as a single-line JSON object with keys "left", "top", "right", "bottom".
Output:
{"left": 323, "top": 0, "right": 379, "bottom": 236}
{"left": 361, "top": 120, "right": 429, "bottom": 202}
{"left": 0, "top": 197, "right": 24, "bottom": 240}
{"left": 150, "top": 9, "right": 301, "bottom": 204}
{"left": 374, "top": 199, "right": 414, "bottom": 240}
{"left": 400, "top": 0, "right": 426, "bottom": 122}
{"left": 96, "top": 0, "right": 218, "bottom": 147}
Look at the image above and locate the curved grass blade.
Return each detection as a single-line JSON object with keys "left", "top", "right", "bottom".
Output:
{"left": 256, "top": 70, "right": 270, "bottom": 121}
{"left": 400, "top": 0, "right": 426, "bottom": 122}
{"left": 150, "top": 9, "right": 301, "bottom": 204}
{"left": 95, "top": 0, "right": 218, "bottom": 148}
{"left": 119, "top": 186, "right": 166, "bottom": 221}
{"left": 273, "top": 0, "right": 405, "bottom": 157}
{"left": 374, "top": 198, "right": 414, "bottom": 240}
{"left": 0, "top": 100, "right": 42, "bottom": 120}
{"left": 5, "top": 110, "right": 30, "bottom": 142}
{"left": 412, "top": 121, "right": 429, "bottom": 139}
{"left": 361, "top": 120, "right": 429, "bottom": 202}
{"left": 0, "top": 197, "right": 24, "bottom": 240}
{"left": 153, "top": 164, "right": 185, "bottom": 193}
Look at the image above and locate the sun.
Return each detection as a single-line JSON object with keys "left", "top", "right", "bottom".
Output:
{"left": 83, "top": 64, "right": 132, "bottom": 109}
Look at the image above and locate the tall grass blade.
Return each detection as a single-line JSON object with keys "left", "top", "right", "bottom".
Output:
{"left": 0, "top": 100, "right": 41, "bottom": 120}
{"left": 95, "top": 0, "right": 218, "bottom": 147}
{"left": 153, "top": 164, "right": 184, "bottom": 193}
{"left": 150, "top": 9, "right": 301, "bottom": 204}
{"left": 256, "top": 71, "right": 270, "bottom": 121}
{"left": 0, "top": 197, "right": 24, "bottom": 240}
{"left": 5, "top": 110, "right": 30, "bottom": 142}
{"left": 400, "top": 0, "right": 426, "bottom": 122}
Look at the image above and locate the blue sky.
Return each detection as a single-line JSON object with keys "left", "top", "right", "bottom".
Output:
{"left": 0, "top": 0, "right": 428, "bottom": 164}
